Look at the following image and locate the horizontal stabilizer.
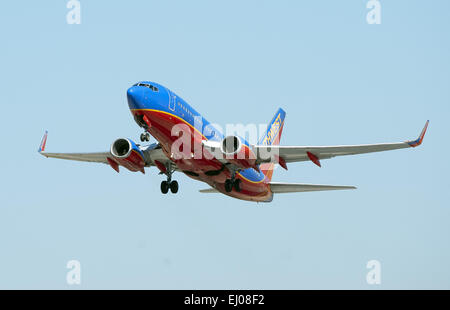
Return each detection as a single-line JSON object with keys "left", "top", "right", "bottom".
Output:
{"left": 199, "top": 188, "right": 219, "bottom": 193}
{"left": 270, "top": 182, "right": 356, "bottom": 193}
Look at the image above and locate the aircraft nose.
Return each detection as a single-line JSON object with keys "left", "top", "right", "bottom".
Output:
{"left": 127, "top": 86, "right": 145, "bottom": 110}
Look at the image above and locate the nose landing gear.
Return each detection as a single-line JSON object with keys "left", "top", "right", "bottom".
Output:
{"left": 140, "top": 132, "right": 150, "bottom": 142}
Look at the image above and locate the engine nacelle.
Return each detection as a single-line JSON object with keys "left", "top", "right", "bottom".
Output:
{"left": 109, "top": 138, "right": 146, "bottom": 173}
{"left": 220, "top": 135, "right": 258, "bottom": 170}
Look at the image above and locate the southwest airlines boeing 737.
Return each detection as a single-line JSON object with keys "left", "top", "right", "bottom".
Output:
{"left": 38, "top": 81, "right": 428, "bottom": 202}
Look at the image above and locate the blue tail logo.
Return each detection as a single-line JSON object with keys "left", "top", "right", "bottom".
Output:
{"left": 259, "top": 108, "right": 286, "bottom": 146}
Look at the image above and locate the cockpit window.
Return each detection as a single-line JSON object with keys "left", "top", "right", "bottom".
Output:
{"left": 134, "top": 83, "right": 159, "bottom": 92}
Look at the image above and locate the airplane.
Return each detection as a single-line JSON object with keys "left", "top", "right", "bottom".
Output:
{"left": 38, "top": 81, "right": 429, "bottom": 202}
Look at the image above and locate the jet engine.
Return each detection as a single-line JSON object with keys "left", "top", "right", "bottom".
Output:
{"left": 109, "top": 138, "right": 146, "bottom": 173}
{"left": 220, "top": 135, "right": 258, "bottom": 171}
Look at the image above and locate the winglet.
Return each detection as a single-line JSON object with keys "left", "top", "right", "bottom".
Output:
{"left": 408, "top": 120, "right": 429, "bottom": 148}
{"left": 38, "top": 131, "right": 48, "bottom": 153}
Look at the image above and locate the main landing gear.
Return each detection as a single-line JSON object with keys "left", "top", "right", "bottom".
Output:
{"left": 224, "top": 170, "right": 242, "bottom": 193}
{"left": 160, "top": 162, "right": 179, "bottom": 194}
{"left": 140, "top": 132, "right": 150, "bottom": 142}
{"left": 161, "top": 180, "right": 178, "bottom": 194}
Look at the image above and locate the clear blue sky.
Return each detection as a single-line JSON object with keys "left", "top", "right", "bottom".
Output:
{"left": 0, "top": 0, "right": 449, "bottom": 289}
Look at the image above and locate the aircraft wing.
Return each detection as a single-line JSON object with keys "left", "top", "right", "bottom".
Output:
{"left": 40, "top": 151, "right": 110, "bottom": 163}
{"left": 254, "top": 121, "right": 429, "bottom": 167}
{"left": 37, "top": 131, "right": 178, "bottom": 173}
{"left": 38, "top": 131, "right": 113, "bottom": 164}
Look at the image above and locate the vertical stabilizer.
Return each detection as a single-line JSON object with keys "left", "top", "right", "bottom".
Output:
{"left": 259, "top": 108, "right": 286, "bottom": 181}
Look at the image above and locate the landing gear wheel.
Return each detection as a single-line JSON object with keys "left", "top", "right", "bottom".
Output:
{"left": 225, "top": 179, "right": 233, "bottom": 193}
{"left": 170, "top": 181, "right": 179, "bottom": 194}
{"left": 160, "top": 181, "right": 169, "bottom": 194}
{"left": 161, "top": 162, "right": 178, "bottom": 194}
{"left": 233, "top": 179, "right": 242, "bottom": 192}
{"left": 140, "top": 132, "right": 150, "bottom": 142}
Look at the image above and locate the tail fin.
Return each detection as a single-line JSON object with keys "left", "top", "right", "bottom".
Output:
{"left": 259, "top": 108, "right": 286, "bottom": 181}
